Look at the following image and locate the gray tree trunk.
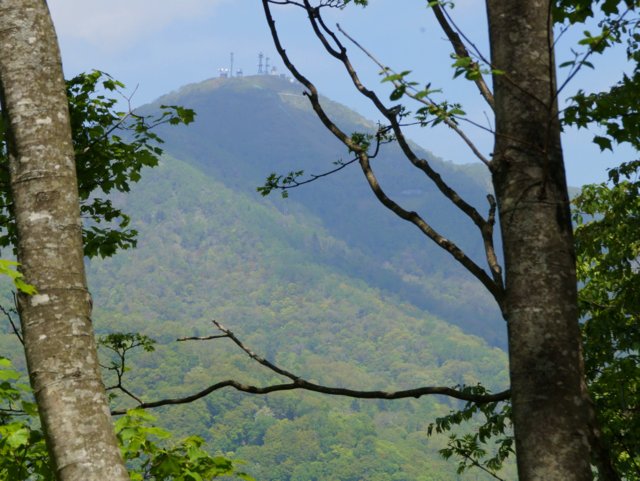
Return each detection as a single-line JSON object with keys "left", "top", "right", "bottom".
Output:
{"left": 0, "top": 2, "right": 129, "bottom": 480}
{"left": 487, "top": 1, "right": 593, "bottom": 479}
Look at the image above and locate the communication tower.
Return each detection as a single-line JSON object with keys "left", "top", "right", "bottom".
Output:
{"left": 229, "top": 52, "right": 234, "bottom": 78}
{"left": 258, "top": 52, "right": 264, "bottom": 74}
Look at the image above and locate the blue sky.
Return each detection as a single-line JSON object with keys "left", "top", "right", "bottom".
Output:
{"left": 48, "top": 0, "right": 633, "bottom": 186}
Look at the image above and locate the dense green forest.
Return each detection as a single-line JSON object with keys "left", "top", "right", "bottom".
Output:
{"left": 91, "top": 156, "right": 510, "bottom": 480}
{"left": 147, "top": 76, "right": 505, "bottom": 347}
{"left": 1, "top": 77, "right": 512, "bottom": 480}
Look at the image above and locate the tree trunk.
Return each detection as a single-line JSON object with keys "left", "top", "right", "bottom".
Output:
{"left": 486, "top": 1, "right": 592, "bottom": 479}
{"left": 0, "top": 2, "right": 129, "bottom": 480}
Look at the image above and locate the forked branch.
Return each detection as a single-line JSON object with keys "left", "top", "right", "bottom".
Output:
{"left": 335, "top": 24, "right": 492, "bottom": 167}
{"left": 110, "top": 321, "right": 510, "bottom": 415}
{"left": 263, "top": 0, "right": 505, "bottom": 302}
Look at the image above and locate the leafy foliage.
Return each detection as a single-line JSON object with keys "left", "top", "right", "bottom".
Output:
{"left": 0, "top": 358, "right": 48, "bottom": 481}
{"left": 428, "top": 385, "right": 513, "bottom": 478}
{"left": 116, "top": 409, "right": 251, "bottom": 481}
{"left": 559, "top": 1, "right": 640, "bottom": 157}
{"left": 558, "top": 4, "right": 640, "bottom": 475}
{"left": 573, "top": 168, "right": 640, "bottom": 478}
{"left": 0, "top": 353, "right": 249, "bottom": 481}
{"left": 0, "top": 70, "right": 194, "bottom": 259}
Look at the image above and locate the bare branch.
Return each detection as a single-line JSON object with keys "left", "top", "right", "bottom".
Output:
{"left": 212, "top": 320, "right": 300, "bottom": 381}
{"left": 483, "top": 194, "right": 503, "bottom": 286}
{"left": 430, "top": 3, "right": 495, "bottom": 109}
{"left": 0, "top": 297, "right": 22, "bottom": 345}
{"left": 357, "top": 150, "right": 503, "bottom": 301}
{"left": 259, "top": 124, "right": 392, "bottom": 195}
{"left": 264, "top": 0, "right": 505, "bottom": 302}
{"left": 111, "top": 379, "right": 511, "bottom": 416}
{"left": 107, "top": 383, "right": 143, "bottom": 405}
{"left": 177, "top": 334, "right": 229, "bottom": 342}
{"left": 110, "top": 320, "right": 510, "bottom": 415}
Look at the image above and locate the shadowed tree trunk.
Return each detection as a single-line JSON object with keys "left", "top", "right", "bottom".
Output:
{"left": 487, "top": 1, "right": 592, "bottom": 479}
{"left": 0, "top": 2, "right": 129, "bottom": 480}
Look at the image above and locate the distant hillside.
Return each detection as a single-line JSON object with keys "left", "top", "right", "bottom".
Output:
{"left": 82, "top": 154, "right": 511, "bottom": 480}
{"left": 144, "top": 75, "right": 505, "bottom": 347}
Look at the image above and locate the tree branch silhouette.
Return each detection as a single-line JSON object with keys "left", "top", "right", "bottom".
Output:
{"left": 262, "top": 0, "right": 505, "bottom": 304}
{"left": 110, "top": 320, "right": 510, "bottom": 416}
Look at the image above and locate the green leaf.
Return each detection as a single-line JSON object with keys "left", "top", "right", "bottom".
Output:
{"left": 6, "top": 426, "right": 30, "bottom": 448}
{"left": 389, "top": 85, "right": 406, "bottom": 101}
{"left": 0, "top": 260, "right": 37, "bottom": 294}
{"left": 380, "top": 70, "right": 411, "bottom": 83}
{"left": 14, "top": 277, "right": 37, "bottom": 295}
{"left": 593, "top": 135, "right": 613, "bottom": 151}
{"left": 0, "top": 368, "right": 20, "bottom": 381}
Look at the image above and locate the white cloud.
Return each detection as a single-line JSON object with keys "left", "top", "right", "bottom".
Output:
{"left": 48, "top": 0, "right": 227, "bottom": 51}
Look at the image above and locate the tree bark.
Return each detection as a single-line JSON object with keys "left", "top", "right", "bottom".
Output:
{"left": 0, "top": 2, "right": 129, "bottom": 480}
{"left": 486, "top": 1, "right": 592, "bottom": 479}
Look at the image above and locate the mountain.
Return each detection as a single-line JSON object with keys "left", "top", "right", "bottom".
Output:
{"left": 146, "top": 74, "right": 505, "bottom": 347}
{"left": 0, "top": 75, "right": 512, "bottom": 480}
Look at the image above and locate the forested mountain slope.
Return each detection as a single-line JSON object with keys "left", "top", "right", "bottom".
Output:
{"left": 84, "top": 155, "right": 510, "bottom": 480}
{"left": 145, "top": 75, "right": 505, "bottom": 347}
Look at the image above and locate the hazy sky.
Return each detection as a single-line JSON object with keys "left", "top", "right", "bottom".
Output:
{"left": 48, "top": 0, "right": 633, "bottom": 186}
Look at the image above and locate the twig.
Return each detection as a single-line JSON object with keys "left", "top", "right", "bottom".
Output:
{"left": 555, "top": 8, "right": 632, "bottom": 100}
{"left": 1, "top": 296, "right": 23, "bottom": 345}
{"left": 76, "top": 84, "right": 138, "bottom": 156}
{"left": 434, "top": 1, "right": 550, "bottom": 113}
{"left": 431, "top": 3, "right": 494, "bottom": 109}
{"left": 177, "top": 334, "right": 229, "bottom": 342}
{"left": 102, "top": 337, "right": 150, "bottom": 405}
{"left": 335, "top": 23, "right": 492, "bottom": 167}
{"left": 261, "top": 124, "right": 392, "bottom": 194}
{"left": 459, "top": 451, "right": 508, "bottom": 481}
{"left": 263, "top": 0, "right": 505, "bottom": 303}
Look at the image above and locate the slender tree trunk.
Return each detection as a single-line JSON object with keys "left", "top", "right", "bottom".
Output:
{"left": 487, "top": 1, "right": 592, "bottom": 479}
{"left": 0, "top": 2, "right": 129, "bottom": 480}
